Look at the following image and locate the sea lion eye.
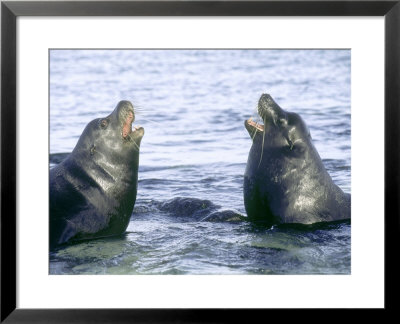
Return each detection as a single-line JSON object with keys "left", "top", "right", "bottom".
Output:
{"left": 100, "top": 119, "right": 108, "bottom": 129}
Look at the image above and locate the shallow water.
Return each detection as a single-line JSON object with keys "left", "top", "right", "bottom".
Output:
{"left": 49, "top": 49, "right": 351, "bottom": 275}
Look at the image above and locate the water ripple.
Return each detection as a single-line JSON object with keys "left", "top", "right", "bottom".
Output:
{"left": 50, "top": 49, "right": 351, "bottom": 275}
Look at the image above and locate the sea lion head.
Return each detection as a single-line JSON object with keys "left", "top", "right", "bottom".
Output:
{"left": 72, "top": 100, "right": 144, "bottom": 168}
{"left": 245, "top": 94, "right": 311, "bottom": 155}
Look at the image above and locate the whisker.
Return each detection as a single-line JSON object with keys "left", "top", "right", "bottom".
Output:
{"left": 257, "top": 117, "right": 266, "bottom": 169}
{"left": 133, "top": 108, "right": 156, "bottom": 115}
{"left": 132, "top": 141, "right": 140, "bottom": 151}
{"left": 132, "top": 109, "right": 152, "bottom": 116}
{"left": 138, "top": 117, "right": 163, "bottom": 126}
{"left": 137, "top": 107, "right": 156, "bottom": 112}
{"left": 132, "top": 103, "right": 148, "bottom": 111}
{"left": 133, "top": 108, "right": 147, "bottom": 113}
{"left": 253, "top": 105, "right": 259, "bottom": 115}
{"left": 251, "top": 127, "right": 258, "bottom": 141}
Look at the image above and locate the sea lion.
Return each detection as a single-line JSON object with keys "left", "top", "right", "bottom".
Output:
{"left": 243, "top": 94, "right": 350, "bottom": 226}
{"left": 49, "top": 100, "right": 144, "bottom": 248}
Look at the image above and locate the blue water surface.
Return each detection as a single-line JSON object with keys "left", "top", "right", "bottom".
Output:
{"left": 49, "top": 49, "right": 351, "bottom": 275}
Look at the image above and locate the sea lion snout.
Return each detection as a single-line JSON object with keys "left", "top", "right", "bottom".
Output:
{"left": 259, "top": 93, "right": 273, "bottom": 103}
{"left": 117, "top": 100, "right": 134, "bottom": 110}
{"left": 116, "top": 100, "right": 135, "bottom": 120}
{"left": 258, "top": 93, "right": 277, "bottom": 110}
{"left": 113, "top": 100, "right": 136, "bottom": 139}
{"left": 258, "top": 93, "right": 285, "bottom": 124}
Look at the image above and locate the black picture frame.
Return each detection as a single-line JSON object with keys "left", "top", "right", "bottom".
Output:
{"left": 1, "top": 0, "right": 398, "bottom": 322}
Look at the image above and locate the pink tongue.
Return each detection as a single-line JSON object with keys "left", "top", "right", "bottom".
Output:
{"left": 248, "top": 118, "right": 264, "bottom": 131}
{"left": 122, "top": 111, "right": 134, "bottom": 138}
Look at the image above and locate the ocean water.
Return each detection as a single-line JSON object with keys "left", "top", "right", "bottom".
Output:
{"left": 49, "top": 49, "right": 351, "bottom": 275}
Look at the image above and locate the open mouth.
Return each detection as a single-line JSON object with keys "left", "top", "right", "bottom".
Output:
{"left": 247, "top": 117, "right": 265, "bottom": 132}
{"left": 122, "top": 110, "right": 144, "bottom": 140}
{"left": 122, "top": 111, "right": 134, "bottom": 138}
